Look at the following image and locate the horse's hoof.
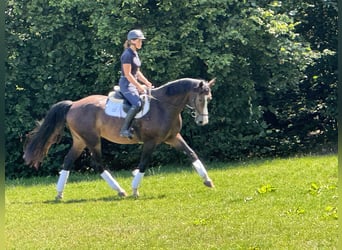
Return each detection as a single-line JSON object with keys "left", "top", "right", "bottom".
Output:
{"left": 204, "top": 180, "right": 215, "bottom": 188}
{"left": 55, "top": 192, "right": 63, "bottom": 200}
{"left": 132, "top": 189, "right": 139, "bottom": 198}
{"left": 118, "top": 191, "right": 128, "bottom": 197}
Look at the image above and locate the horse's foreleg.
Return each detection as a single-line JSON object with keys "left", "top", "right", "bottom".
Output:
{"left": 192, "top": 159, "right": 214, "bottom": 188}
{"left": 166, "top": 133, "right": 214, "bottom": 188}
{"left": 132, "top": 141, "right": 156, "bottom": 197}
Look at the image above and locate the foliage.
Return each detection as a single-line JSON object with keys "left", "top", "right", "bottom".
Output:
{"left": 256, "top": 183, "right": 276, "bottom": 194}
{"left": 5, "top": 0, "right": 337, "bottom": 178}
{"left": 5, "top": 155, "right": 338, "bottom": 248}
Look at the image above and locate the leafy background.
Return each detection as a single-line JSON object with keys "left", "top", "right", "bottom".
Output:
{"left": 5, "top": 0, "right": 337, "bottom": 178}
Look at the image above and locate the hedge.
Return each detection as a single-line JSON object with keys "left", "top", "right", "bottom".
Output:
{"left": 5, "top": 0, "right": 337, "bottom": 178}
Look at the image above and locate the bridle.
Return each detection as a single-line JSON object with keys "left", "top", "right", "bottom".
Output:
{"left": 143, "top": 83, "right": 211, "bottom": 119}
{"left": 186, "top": 90, "right": 210, "bottom": 118}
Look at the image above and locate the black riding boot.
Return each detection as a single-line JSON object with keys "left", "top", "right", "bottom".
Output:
{"left": 120, "top": 105, "right": 140, "bottom": 138}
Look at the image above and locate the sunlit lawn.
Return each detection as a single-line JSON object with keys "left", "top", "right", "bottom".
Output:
{"left": 5, "top": 155, "right": 337, "bottom": 249}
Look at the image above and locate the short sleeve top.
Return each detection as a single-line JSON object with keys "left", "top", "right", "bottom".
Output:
{"left": 120, "top": 48, "right": 141, "bottom": 78}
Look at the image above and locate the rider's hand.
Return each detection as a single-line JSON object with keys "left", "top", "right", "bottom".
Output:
{"left": 137, "top": 84, "right": 145, "bottom": 94}
{"left": 145, "top": 81, "right": 154, "bottom": 89}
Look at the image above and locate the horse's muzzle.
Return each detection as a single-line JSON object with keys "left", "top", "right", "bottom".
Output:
{"left": 195, "top": 114, "right": 209, "bottom": 126}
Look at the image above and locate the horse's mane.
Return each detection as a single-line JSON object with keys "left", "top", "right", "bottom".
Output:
{"left": 162, "top": 78, "right": 200, "bottom": 96}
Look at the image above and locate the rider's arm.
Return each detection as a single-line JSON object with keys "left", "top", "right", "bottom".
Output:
{"left": 136, "top": 69, "right": 153, "bottom": 88}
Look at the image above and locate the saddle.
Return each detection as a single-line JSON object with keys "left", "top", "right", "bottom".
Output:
{"left": 104, "top": 86, "right": 150, "bottom": 119}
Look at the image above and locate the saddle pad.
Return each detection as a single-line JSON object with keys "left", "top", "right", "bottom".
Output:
{"left": 104, "top": 91, "right": 150, "bottom": 119}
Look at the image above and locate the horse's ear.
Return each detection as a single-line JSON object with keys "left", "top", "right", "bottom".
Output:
{"left": 208, "top": 78, "right": 216, "bottom": 87}
{"left": 195, "top": 81, "right": 204, "bottom": 91}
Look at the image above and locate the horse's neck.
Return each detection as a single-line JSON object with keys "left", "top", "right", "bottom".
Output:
{"left": 153, "top": 90, "right": 190, "bottom": 114}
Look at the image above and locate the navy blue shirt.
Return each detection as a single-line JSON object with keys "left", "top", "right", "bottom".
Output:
{"left": 120, "top": 48, "right": 141, "bottom": 78}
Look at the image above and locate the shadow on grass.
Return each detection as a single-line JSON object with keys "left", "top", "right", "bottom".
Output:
{"left": 5, "top": 172, "right": 131, "bottom": 187}
{"left": 9, "top": 154, "right": 335, "bottom": 190}
{"left": 41, "top": 193, "right": 168, "bottom": 205}
{"left": 5, "top": 158, "right": 270, "bottom": 188}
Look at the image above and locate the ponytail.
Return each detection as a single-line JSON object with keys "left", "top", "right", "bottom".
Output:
{"left": 124, "top": 40, "right": 130, "bottom": 49}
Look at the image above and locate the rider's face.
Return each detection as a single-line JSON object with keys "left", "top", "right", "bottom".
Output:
{"left": 131, "top": 39, "right": 143, "bottom": 49}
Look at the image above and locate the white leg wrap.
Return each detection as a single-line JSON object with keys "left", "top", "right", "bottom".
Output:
{"left": 192, "top": 159, "right": 210, "bottom": 181}
{"left": 101, "top": 170, "right": 125, "bottom": 193}
{"left": 132, "top": 172, "right": 145, "bottom": 189}
{"left": 56, "top": 170, "right": 70, "bottom": 193}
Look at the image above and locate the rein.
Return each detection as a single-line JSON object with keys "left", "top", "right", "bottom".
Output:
{"left": 145, "top": 85, "right": 209, "bottom": 117}
{"left": 148, "top": 91, "right": 196, "bottom": 112}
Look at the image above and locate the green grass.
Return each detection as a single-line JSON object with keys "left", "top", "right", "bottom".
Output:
{"left": 5, "top": 155, "right": 338, "bottom": 249}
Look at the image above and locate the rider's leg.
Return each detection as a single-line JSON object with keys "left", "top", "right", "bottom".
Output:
{"left": 120, "top": 105, "right": 140, "bottom": 138}
{"left": 119, "top": 83, "right": 142, "bottom": 139}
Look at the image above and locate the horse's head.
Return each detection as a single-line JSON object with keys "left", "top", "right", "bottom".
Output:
{"left": 190, "top": 78, "right": 216, "bottom": 126}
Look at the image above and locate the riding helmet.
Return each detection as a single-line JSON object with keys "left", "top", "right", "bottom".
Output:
{"left": 127, "top": 29, "right": 146, "bottom": 40}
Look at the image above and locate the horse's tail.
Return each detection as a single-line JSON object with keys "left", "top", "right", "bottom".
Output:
{"left": 23, "top": 100, "right": 73, "bottom": 169}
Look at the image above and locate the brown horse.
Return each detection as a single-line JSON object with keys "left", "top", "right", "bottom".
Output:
{"left": 23, "top": 78, "right": 216, "bottom": 199}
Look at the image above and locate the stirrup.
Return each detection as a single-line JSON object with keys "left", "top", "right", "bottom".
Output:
{"left": 120, "top": 130, "right": 133, "bottom": 139}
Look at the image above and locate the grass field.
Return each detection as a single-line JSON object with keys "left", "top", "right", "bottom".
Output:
{"left": 5, "top": 155, "right": 338, "bottom": 249}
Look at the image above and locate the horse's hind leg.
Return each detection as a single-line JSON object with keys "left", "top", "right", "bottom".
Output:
{"left": 88, "top": 141, "right": 127, "bottom": 197}
{"left": 166, "top": 133, "right": 214, "bottom": 188}
{"left": 56, "top": 139, "right": 85, "bottom": 200}
{"left": 100, "top": 168, "right": 127, "bottom": 197}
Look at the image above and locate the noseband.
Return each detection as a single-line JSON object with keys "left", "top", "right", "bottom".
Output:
{"left": 187, "top": 94, "right": 209, "bottom": 118}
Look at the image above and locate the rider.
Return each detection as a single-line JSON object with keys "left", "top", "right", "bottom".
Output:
{"left": 119, "top": 29, "right": 153, "bottom": 138}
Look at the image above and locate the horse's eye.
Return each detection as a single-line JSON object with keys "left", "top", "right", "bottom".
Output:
{"left": 202, "top": 88, "right": 209, "bottom": 95}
